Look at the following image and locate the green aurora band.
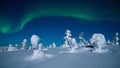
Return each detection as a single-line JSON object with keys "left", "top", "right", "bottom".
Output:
{"left": 0, "top": 16, "right": 13, "bottom": 34}
{"left": 20, "top": 7, "right": 98, "bottom": 30}
{"left": 0, "top": 6, "right": 119, "bottom": 34}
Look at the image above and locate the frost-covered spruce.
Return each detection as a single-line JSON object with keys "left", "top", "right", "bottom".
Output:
{"left": 113, "top": 32, "right": 119, "bottom": 45}
{"left": 15, "top": 44, "right": 18, "bottom": 51}
{"left": 21, "top": 39, "right": 27, "bottom": 50}
{"left": 107, "top": 40, "right": 111, "bottom": 45}
{"left": 68, "top": 38, "right": 78, "bottom": 53}
{"left": 48, "top": 43, "right": 56, "bottom": 48}
{"left": 8, "top": 44, "right": 15, "bottom": 51}
{"left": 52, "top": 43, "right": 56, "bottom": 48}
{"left": 79, "top": 32, "right": 87, "bottom": 46}
{"left": 71, "top": 38, "right": 77, "bottom": 46}
{"left": 48, "top": 45, "right": 52, "bottom": 48}
{"left": 38, "top": 43, "right": 43, "bottom": 51}
{"left": 62, "top": 29, "right": 72, "bottom": 48}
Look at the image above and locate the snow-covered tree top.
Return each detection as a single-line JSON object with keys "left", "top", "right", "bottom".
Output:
{"left": 66, "top": 30, "right": 71, "bottom": 33}
{"left": 79, "top": 32, "right": 84, "bottom": 40}
{"left": 64, "top": 29, "right": 72, "bottom": 40}
{"left": 115, "top": 32, "right": 119, "bottom": 36}
{"left": 23, "top": 39, "right": 27, "bottom": 43}
{"left": 31, "top": 35, "right": 40, "bottom": 43}
{"left": 9, "top": 44, "right": 12, "bottom": 47}
{"left": 65, "top": 30, "right": 71, "bottom": 36}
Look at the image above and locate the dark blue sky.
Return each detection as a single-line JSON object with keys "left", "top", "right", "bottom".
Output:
{"left": 0, "top": 16, "right": 120, "bottom": 46}
{"left": 0, "top": 0, "right": 120, "bottom": 46}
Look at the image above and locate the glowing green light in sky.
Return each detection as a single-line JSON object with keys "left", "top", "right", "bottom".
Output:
{"left": 0, "top": 5, "right": 119, "bottom": 34}
{"left": 20, "top": 7, "right": 97, "bottom": 30}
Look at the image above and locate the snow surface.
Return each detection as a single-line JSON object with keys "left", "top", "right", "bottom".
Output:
{"left": 0, "top": 32, "right": 120, "bottom": 68}
{"left": 0, "top": 45, "right": 120, "bottom": 68}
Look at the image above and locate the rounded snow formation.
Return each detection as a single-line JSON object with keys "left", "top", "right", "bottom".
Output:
{"left": 30, "top": 50, "right": 44, "bottom": 60}
{"left": 31, "top": 35, "right": 40, "bottom": 49}
{"left": 93, "top": 48, "right": 109, "bottom": 53}
{"left": 91, "top": 33, "right": 106, "bottom": 46}
{"left": 90, "top": 33, "right": 108, "bottom": 53}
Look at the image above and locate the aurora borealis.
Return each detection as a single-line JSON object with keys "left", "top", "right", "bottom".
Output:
{"left": 0, "top": 0, "right": 120, "bottom": 46}
{"left": 0, "top": 0, "right": 119, "bottom": 34}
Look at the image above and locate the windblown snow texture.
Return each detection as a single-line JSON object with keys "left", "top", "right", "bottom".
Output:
{"left": 0, "top": 45, "right": 120, "bottom": 68}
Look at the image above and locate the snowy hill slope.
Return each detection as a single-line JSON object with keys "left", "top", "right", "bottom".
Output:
{"left": 0, "top": 46, "right": 120, "bottom": 68}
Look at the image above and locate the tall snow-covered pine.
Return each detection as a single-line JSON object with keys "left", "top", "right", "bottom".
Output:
{"left": 113, "top": 32, "right": 119, "bottom": 45}
{"left": 63, "top": 29, "right": 72, "bottom": 48}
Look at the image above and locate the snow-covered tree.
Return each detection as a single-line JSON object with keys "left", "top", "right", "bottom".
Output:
{"left": 31, "top": 35, "right": 40, "bottom": 49}
{"left": 30, "top": 35, "right": 45, "bottom": 60}
{"left": 68, "top": 38, "right": 78, "bottom": 53}
{"left": 113, "top": 32, "right": 119, "bottom": 45}
{"left": 52, "top": 43, "right": 56, "bottom": 48}
{"left": 48, "top": 45, "right": 52, "bottom": 48}
{"left": 8, "top": 44, "right": 14, "bottom": 51}
{"left": 62, "top": 29, "right": 72, "bottom": 48}
{"left": 71, "top": 38, "right": 77, "bottom": 45}
{"left": 90, "top": 33, "right": 108, "bottom": 53}
{"left": 21, "top": 39, "right": 27, "bottom": 50}
{"left": 70, "top": 38, "right": 78, "bottom": 49}
{"left": 48, "top": 43, "right": 56, "bottom": 48}
{"left": 107, "top": 40, "right": 111, "bottom": 45}
{"left": 15, "top": 44, "right": 18, "bottom": 48}
{"left": 15, "top": 44, "right": 18, "bottom": 51}
{"left": 38, "top": 43, "right": 43, "bottom": 51}
{"left": 79, "top": 32, "right": 84, "bottom": 41}
{"left": 79, "top": 32, "right": 87, "bottom": 46}
{"left": 89, "top": 39, "right": 94, "bottom": 46}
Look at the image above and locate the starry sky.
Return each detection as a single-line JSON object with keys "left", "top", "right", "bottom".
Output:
{"left": 0, "top": 0, "right": 120, "bottom": 46}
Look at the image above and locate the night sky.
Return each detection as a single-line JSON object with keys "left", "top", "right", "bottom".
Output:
{"left": 0, "top": 0, "right": 120, "bottom": 46}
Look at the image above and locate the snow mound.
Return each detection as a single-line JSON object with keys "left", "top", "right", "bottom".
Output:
{"left": 26, "top": 50, "right": 53, "bottom": 61}
{"left": 93, "top": 48, "right": 109, "bottom": 53}
{"left": 43, "top": 48, "right": 48, "bottom": 51}
{"left": 30, "top": 50, "right": 44, "bottom": 60}
{"left": 59, "top": 46, "right": 78, "bottom": 54}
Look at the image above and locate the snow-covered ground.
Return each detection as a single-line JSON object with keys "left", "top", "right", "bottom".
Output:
{"left": 0, "top": 45, "right": 120, "bottom": 68}
{"left": 0, "top": 32, "right": 119, "bottom": 68}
